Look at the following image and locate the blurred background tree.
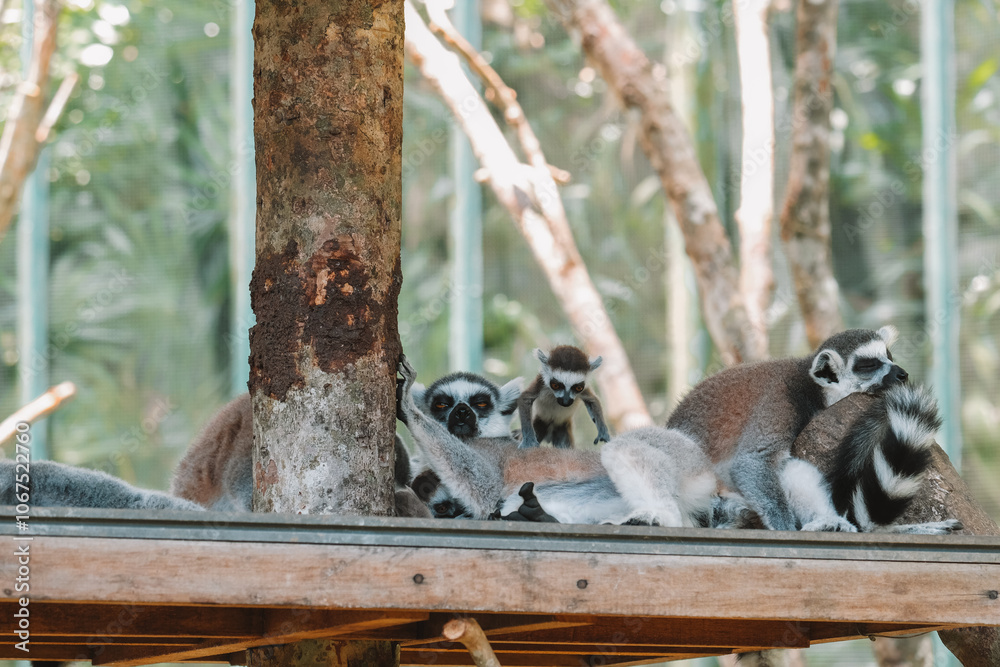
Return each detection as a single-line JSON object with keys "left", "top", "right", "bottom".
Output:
{"left": 0, "top": 0, "right": 998, "bottom": 662}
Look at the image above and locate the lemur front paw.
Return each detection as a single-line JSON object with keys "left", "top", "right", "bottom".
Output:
{"left": 518, "top": 433, "right": 540, "bottom": 449}
{"left": 594, "top": 430, "right": 611, "bottom": 445}
{"left": 397, "top": 354, "right": 417, "bottom": 389}
{"left": 801, "top": 517, "right": 858, "bottom": 533}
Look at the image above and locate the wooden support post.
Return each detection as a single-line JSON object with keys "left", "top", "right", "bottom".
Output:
{"left": 443, "top": 619, "right": 503, "bottom": 667}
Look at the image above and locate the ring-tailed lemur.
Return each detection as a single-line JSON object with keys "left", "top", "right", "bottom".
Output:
{"left": 397, "top": 355, "right": 717, "bottom": 526}
{"left": 517, "top": 345, "right": 611, "bottom": 449}
{"left": 0, "top": 459, "right": 205, "bottom": 511}
{"left": 666, "top": 326, "right": 960, "bottom": 535}
{"left": 400, "top": 369, "right": 522, "bottom": 518}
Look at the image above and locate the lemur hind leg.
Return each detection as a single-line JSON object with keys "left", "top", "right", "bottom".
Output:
{"left": 550, "top": 422, "right": 573, "bottom": 449}
{"left": 494, "top": 482, "right": 559, "bottom": 522}
{"left": 729, "top": 449, "right": 799, "bottom": 531}
{"left": 779, "top": 458, "right": 856, "bottom": 532}
{"left": 397, "top": 356, "right": 504, "bottom": 519}
{"left": 601, "top": 427, "right": 716, "bottom": 527}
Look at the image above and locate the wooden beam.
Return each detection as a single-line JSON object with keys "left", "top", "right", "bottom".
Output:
{"left": 411, "top": 642, "right": 729, "bottom": 656}
{"left": 91, "top": 611, "right": 427, "bottom": 667}
{"left": 0, "top": 602, "right": 260, "bottom": 638}
{"left": 12, "top": 536, "right": 998, "bottom": 627}
{"left": 399, "top": 651, "right": 713, "bottom": 667}
{"left": 404, "top": 617, "right": 810, "bottom": 650}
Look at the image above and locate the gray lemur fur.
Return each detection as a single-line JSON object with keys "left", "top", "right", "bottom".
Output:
{"left": 397, "top": 355, "right": 716, "bottom": 526}
{"left": 403, "top": 368, "right": 522, "bottom": 519}
{"left": 0, "top": 459, "right": 204, "bottom": 511}
{"left": 517, "top": 345, "right": 611, "bottom": 449}
{"left": 666, "top": 326, "right": 959, "bottom": 535}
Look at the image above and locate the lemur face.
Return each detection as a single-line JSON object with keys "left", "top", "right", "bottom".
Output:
{"left": 535, "top": 346, "right": 602, "bottom": 408}
{"left": 809, "top": 326, "right": 908, "bottom": 406}
{"left": 416, "top": 372, "right": 521, "bottom": 440}
{"left": 540, "top": 365, "right": 588, "bottom": 407}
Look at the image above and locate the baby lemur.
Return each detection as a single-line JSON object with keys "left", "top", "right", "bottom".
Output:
{"left": 667, "top": 326, "right": 959, "bottom": 534}
{"left": 517, "top": 345, "right": 611, "bottom": 449}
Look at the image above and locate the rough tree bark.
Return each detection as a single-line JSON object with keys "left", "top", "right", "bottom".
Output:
{"left": 733, "top": 0, "right": 776, "bottom": 352}
{"left": 248, "top": 1, "right": 403, "bottom": 666}
{"left": 779, "top": 0, "right": 844, "bottom": 348}
{"left": 793, "top": 394, "right": 1000, "bottom": 667}
{"left": 545, "top": 0, "right": 767, "bottom": 365}
{"left": 0, "top": 0, "right": 59, "bottom": 245}
{"left": 404, "top": 1, "right": 651, "bottom": 431}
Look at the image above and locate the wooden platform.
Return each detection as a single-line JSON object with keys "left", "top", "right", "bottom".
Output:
{"left": 2, "top": 508, "right": 998, "bottom": 666}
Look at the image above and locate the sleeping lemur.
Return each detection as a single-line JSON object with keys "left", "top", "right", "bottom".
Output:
{"left": 666, "top": 326, "right": 960, "bottom": 535}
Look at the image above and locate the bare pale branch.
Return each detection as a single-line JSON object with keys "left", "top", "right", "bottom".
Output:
{"left": 405, "top": 1, "right": 651, "bottom": 430}
{"left": 544, "top": 0, "right": 767, "bottom": 364}
{"left": 0, "top": 0, "right": 60, "bottom": 246}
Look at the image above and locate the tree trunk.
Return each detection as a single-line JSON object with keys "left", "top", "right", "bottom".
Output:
{"left": 404, "top": 1, "right": 651, "bottom": 431}
{"left": 779, "top": 0, "right": 844, "bottom": 348}
{"left": 249, "top": 0, "right": 403, "bottom": 666}
{"left": 545, "top": 0, "right": 767, "bottom": 365}
{"left": 733, "top": 0, "right": 776, "bottom": 353}
{"left": 793, "top": 393, "right": 1000, "bottom": 666}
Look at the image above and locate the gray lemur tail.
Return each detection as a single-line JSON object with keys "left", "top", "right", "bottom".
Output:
{"left": 0, "top": 459, "right": 205, "bottom": 511}
{"left": 828, "top": 384, "right": 941, "bottom": 531}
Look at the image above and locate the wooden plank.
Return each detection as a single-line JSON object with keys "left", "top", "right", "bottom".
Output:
{"left": 92, "top": 610, "right": 427, "bottom": 667}
{"left": 25, "top": 637, "right": 199, "bottom": 646}
{"left": 807, "top": 621, "right": 960, "bottom": 643}
{"left": 13, "top": 507, "right": 999, "bottom": 565}
{"left": 409, "top": 642, "right": 727, "bottom": 656}
{"left": 402, "top": 617, "right": 811, "bottom": 649}
{"left": 399, "top": 650, "right": 713, "bottom": 667}
{"left": 11, "top": 536, "right": 998, "bottom": 626}
{"left": 0, "top": 602, "right": 260, "bottom": 638}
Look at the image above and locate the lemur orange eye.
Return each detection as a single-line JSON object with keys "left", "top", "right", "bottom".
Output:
{"left": 572, "top": 383, "right": 584, "bottom": 393}
{"left": 550, "top": 380, "right": 563, "bottom": 391}
{"left": 476, "top": 402, "right": 488, "bottom": 408}
{"left": 434, "top": 403, "right": 447, "bottom": 410}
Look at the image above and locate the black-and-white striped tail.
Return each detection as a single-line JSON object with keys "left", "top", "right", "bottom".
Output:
{"left": 828, "top": 384, "right": 941, "bottom": 531}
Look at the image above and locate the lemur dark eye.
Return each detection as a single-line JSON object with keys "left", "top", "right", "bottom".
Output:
{"left": 854, "top": 359, "right": 880, "bottom": 373}
{"left": 550, "top": 380, "right": 563, "bottom": 391}
{"left": 572, "top": 383, "right": 584, "bottom": 393}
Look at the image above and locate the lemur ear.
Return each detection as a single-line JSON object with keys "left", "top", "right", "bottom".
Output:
{"left": 809, "top": 350, "right": 844, "bottom": 385}
{"left": 876, "top": 325, "right": 899, "bottom": 348}
{"left": 498, "top": 377, "right": 523, "bottom": 415}
{"left": 534, "top": 348, "right": 549, "bottom": 366}
{"left": 588, "top": 355, "right": 603, "bottom": 372}
{"left": 410, "top": 382, "right": 427, "bottom": 407}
